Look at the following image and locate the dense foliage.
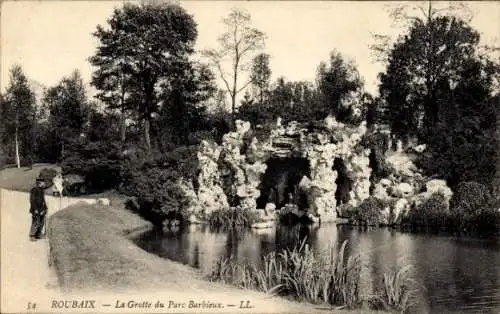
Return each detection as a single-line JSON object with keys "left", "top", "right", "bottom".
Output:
{"left": 402, "top": 182, "right": 500, "bottom": 236}
{"left": 119, "top": 146, "right": 200, "bottom": 220}
{"left": 38, "top": 168, "right": 58, "bottom": 187}
{"left": 349, "top": 197, "right": 386, "bottom": 226}
{"left": 43, "top": 71, "right": 93, "bottom": 162}
{"left": 61, "top": 140, "right": 125, "bottom": 192}
{"left": 377, "top": 13, "right": 499, "bottom": 188}
{"left": 237, "top": 50, "right": 365, "bottom": 126}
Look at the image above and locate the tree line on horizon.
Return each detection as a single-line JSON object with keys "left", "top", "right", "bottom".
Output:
{"left": 0, "top": 1, "right": 498, "bottom": 191}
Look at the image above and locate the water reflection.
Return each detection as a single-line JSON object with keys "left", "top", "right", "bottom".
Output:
{"left": 134, "top": 224, "right": 500, "bottom": 314}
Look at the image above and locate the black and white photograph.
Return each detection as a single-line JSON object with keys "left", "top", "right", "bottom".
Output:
{"left": 1, "top": 1, "right": 499, "bottom": 313}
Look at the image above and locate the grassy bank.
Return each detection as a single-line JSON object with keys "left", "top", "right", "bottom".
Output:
{"left": 0, "top": 164, "right": 60, "bottom": 192}
{"left": 49, "top": 203, "right": 196, "bottom": 292}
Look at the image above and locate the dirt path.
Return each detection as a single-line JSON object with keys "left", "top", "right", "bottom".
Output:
{"left": 0, "top": 188, "right": 98, "bottom": 313}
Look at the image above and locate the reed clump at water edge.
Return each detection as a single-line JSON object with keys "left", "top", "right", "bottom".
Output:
{"left": 207, "top": 240, "right": 418, "bottom": 313}
{"left": 368, "top": 265, "right": 419, "bottom": 313}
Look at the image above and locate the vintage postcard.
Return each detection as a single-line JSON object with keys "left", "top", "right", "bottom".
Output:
{"left": 1, "top": 1, "right": 499, "bottom": 313}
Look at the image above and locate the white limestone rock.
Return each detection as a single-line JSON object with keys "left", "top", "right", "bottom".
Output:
{"left": 392, "top": 198, "right": 410, "bottom": 224}
{"left": 396, "top": 182, "right": 414, "bottom": 198}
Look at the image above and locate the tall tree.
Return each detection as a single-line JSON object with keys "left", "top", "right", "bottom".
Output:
{"left": 420, "top": 58, "right": 499, "bottom": 187}
{"left": 250, "top": 53, "right": 271, "bottom": 103}
{"left": 378, "top": 13, "right": 481, "bottom": 141}
{"left": 1, "top": 65, "right": 35, "bottom": 168}
{"left": 377, "top": 4, "right": 500, "bottom": 187}
{"left": 203, "top": 8, "right": 266, "bottom": 122}
{"left": 44, "top": 70, "right": 91, "bottom": 161}
{"left": 316, "top": 50, "right": 363, "bottom": 122}
{"left": 212, "top": 88, "right": 228, "bottom": 113}
{"left": 370, "top": 1, "right": 474, "bottom": 64}
{"left": 156, "top": 61, "right": 216, "bottom": 147}
{"left": 238, "top": 77, "right": 320, "bottom": 125}
{"left": 89, "top": 56, "right": 133, "bottom": 142}
{"left": 90, "top": 2, "right": 198, "bottom": 151}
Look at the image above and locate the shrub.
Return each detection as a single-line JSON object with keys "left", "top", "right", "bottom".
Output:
{"left": 403, "top": 193, "right": 449, "bottom": 232}
{"left": 401, "top": 183, "right": 500, "bottom": 236}
{"left": 61, "top": 140, "right": 125, "bottom": 192}
{"left": 449, "top": 181, "right": 500, "bottom": 236}
{"left": 119, "top": 145, "right": 200, "bottom": 222}
{"left": 450, "top": 181, "right": 491, "bottom": 215}
{"left": 459, "top": 208, "right": 500, "bottom": 236}
{"left": 360, "top": 131, "right": 393, "bottom": 187}
{"left": 121, "top": 167, "right": 188, "bottom": 221}
{"left": 236, "top": 102, "right": 275, "bottom": 127}
{"left": 350, "top": 197, "right": 385, "bottom": 226}
{"left": 38, "top": 167, "right": 58, "bottom": 183}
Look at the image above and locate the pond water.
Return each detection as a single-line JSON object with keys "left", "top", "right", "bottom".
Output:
{"left": 134, "top": 223, "right": 500, "bottom": 314}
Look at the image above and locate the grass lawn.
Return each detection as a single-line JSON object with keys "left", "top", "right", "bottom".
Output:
{"left": 0, "top": 164, "right": 127, "bottom": 205}
{"left": 0, "top": 163, "right": 60, "bottom": 192}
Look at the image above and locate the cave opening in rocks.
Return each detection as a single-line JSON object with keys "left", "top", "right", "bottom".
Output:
{"left": 256, "top": 157, "right": 311, "bottom": 210}
{"left": 333, "top": 157, "right": 353, "bottom": 206}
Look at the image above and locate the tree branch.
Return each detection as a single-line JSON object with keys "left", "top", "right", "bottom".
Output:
{"left": 236, "top": 80, "right": 252, "bottom": 94}
{"left": 214, "top": 59, "right": 233, "bottom": 97}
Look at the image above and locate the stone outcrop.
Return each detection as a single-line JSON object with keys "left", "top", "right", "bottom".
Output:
{"left": 180, "top": 117, "right": 453, "bottom": 227}
{"left": 183, "top": 117, "right": 373, "bottom": 223}
{"left": 368, "top": 137, "right": 454, "bottom": 224}
{"left": 196, "top": 141, "right": 229, "bottom": 214}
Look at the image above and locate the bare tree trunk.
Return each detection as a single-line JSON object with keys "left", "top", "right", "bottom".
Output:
{"left": 61, "top": 142, "right": 65, "bottom": 162}
{"left": 15, "top": 126, "right": 20, "bottom": 168}
{"left": 120, "top": 111, "right": 126, "bottom": 142}
{"left": 120, "top": 82, "right": 126, "bottom": 142}
{"left": 231, "top": 67, "right": 238, "bottom": 124}
{"left": 14, "top": 110, "right": 20, "bottom": 168}
{"left": 144, "top": 119, "right": 151, "bottom": 152}
{"left": 30, "top": 112, "right": 35, "bottom": 170}
{"left": 231, "top": 92, "right": 236, "bottom": 113}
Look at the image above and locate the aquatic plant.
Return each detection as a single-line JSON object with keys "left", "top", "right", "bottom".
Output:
{"left": 369, "top": 265, "right": 418, "bottom": 314}
{"left": 208, "top": 240, "right": 418, "bottom": 312}
{"left": 207, "top": 207, "right": 259, "bottom": 229}
{"left": 208, "top": 240, "right": 363, "bottom": 308}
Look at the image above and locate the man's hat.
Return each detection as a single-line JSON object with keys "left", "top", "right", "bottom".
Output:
{"left": 36, "top": 178, "right": 45, "bottom": 183}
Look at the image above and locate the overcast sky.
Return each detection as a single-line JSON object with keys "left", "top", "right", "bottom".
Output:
{"left": 1, "top": 1, "right": 499, "bottom": 97}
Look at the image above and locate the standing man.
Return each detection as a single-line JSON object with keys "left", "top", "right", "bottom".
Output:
{"left": 29, "top": 178, "right": 48, "bottom": 241}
